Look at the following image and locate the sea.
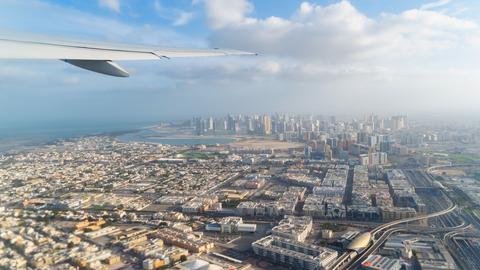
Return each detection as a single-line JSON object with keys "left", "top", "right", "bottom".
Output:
{"left": 117, "top": 129, "right": 236, "bottom": 145}
{"left": 0, "top": 120, "right": 235, "bottom": 153}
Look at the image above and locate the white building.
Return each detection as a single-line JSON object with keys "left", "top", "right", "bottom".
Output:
{"left": 271, "top": 216, "right": 313, "bottom": 242}
{"left": 252, "top": 236, "right": 337, "bottom": 270}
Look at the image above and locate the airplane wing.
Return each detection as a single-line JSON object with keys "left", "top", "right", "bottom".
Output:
{"left": 0, "top": 34, "right": 256, "bottom": 77}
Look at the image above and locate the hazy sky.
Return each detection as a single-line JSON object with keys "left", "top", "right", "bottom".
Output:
{"left": 1, "top": 0, "right": 480, "bottom": 127}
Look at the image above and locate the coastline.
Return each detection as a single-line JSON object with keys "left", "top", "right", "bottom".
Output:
{"left": 0, "top": 123, "right": 150, "bottom": 154}
{"left": 0, "top": 123, "right": 247, "bottom": 153}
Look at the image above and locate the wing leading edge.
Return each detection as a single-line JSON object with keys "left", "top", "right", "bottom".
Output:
{"left": 0, "top": 35, "right": 256, "bottom": 77}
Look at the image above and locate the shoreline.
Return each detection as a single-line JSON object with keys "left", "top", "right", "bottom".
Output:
{"left": 0, "top": 125, "right": 150, "bottom": 154}
{"left": 0, "top": 124, "right": 304, "bottom": 153}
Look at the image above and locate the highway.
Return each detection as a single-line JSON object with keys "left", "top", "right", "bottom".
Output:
{"left": 330, "top": 169, "right": 467, "bottom": 270}
{"left": 329, "top": 216, "right": 468, "bottom": 270}
{"left": 404, "top": 170, "right": 463, "bottom": 229}
{"left": 371, "top": 203, "right": 456, "bottom": 237}
{"left": 444, "top": 230, "right": 480, "bottom": 269}
{"left": 328, "top": 251, "right": 357, "bottom": 270}
{"left": 349, "top": 228, "right": 403, "bottom": 268}
{"left": 335, "top": 201, "right": 457, "bottom": 270}
{"left": 415, "top": 168, "right": 480, "bottom": 269}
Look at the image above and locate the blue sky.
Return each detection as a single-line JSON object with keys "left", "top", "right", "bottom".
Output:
{"left": 4, "top": 0, "right": 478, "bottom": 38}
{"left": 1, "top": 0, "right": 480, "bottom": 132}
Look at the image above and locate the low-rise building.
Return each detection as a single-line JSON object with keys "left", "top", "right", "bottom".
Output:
{"left": 156, "top": 228, "right": 214, "bottom": 253}
{"left": 380, "top": 234, "right": 457, "bottom": 270}
{"left": 272, "top": 216, "right": 312, "bottom": 242}
{"left": 252, "top": 236, "right": 338, "bottom": 270}
{"left": 380, "top": 207, "right": 416, "bottom": 221}
{"left": 205, "top": 217, "right": 257, "bottom": 233}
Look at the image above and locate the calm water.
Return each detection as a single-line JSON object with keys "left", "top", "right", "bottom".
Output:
{"left": 117, "top": 129, "right": 236, "bottom": 145}
{"left": 0, "top": 121, "right": 236, "bottom": 153}
{"left": 0, "top": 121, "right": 154, "bottom": 153}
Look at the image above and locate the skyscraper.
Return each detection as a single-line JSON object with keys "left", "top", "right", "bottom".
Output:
{"left": 207, "top": 117, "right": 214, "bottom": 131}
{"left": 262, "top": 114, "right": 272, "bottom": 135}
{"left": 392, "top": 116, "right": 407, "bottom": 130}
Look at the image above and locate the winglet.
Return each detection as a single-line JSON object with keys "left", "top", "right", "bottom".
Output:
{"left": 63, "top": 60, "right": 129, "bottom": 77}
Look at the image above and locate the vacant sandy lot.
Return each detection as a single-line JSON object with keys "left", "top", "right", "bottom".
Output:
{"left": 228, "top": 139, "right": 303, "bottom": 150}
{"left": 432, "top": 168, "right": 466, "bottom": 177}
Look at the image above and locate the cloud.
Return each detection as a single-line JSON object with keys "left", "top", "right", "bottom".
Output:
{"left": 99, "top": 0, "right": 120, "bottom": 12}
{"left": 173, "top": 12, "right": 195, "bottom": 26}
{"left": 193, "top": 0, "right": 254, "bottom": 29}
{"left": 132, "top": 0, "right": 480, "bottom": 115}
{"left": 155, "top": 0, "right": 195, "bottom": 26}
{"left": 420, "top": 0, "right": 451, "bottom": 10}
{"left": 0, "top": 0, "right": 204, "bottom": 47}
{"left": 140, "top": 56, "right": 392, "bottom": 85}
{"left": 203, "top": 0, "right": 477, "bottom": 66}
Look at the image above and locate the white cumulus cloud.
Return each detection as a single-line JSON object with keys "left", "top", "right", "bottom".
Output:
{"left": 193, "top": 0, "right": 255, "bottom": 29}
{"left": 203, "top": 0, "right": 477, "bottom": 65}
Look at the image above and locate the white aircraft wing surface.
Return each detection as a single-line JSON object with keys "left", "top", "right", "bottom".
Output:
{"left": 0, "top": 34, "right": 255, "bottom": 77}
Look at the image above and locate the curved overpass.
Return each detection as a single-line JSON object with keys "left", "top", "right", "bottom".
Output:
{"left": 331, "top": 168, "right": 458, "bottom": 270}
{"left": 371, "top": 203, "right": 457, "bottom": 238}
{"left": 427, "top": 163, "right": 480, "bottom": 174}
{"left": 340, "top": 204, "right": 457, "bottom": 269}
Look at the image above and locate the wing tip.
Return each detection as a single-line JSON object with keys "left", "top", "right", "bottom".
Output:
{"left": 63, "top": 59, "right": 130, "bottom": 77}
{"left": 213, "top": 47, "right": 257, "bottom": 56}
